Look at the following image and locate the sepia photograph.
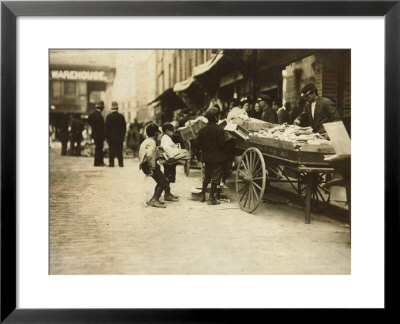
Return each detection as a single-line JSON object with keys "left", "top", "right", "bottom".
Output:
{"left": 49, "top": 49, "right": 351, "bottom": 275}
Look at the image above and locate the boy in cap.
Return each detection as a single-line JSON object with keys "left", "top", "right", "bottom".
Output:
{"left": 160, "top": 122, "right": 179, "bottom": 200}
{"left": 294, "top": 82, "right": 341, "bottom": 134}
{"left": 196, "top": 107, "right": 228, "bottom": 205}
{"left": 139, "top": 123, "right": 177, "bottom": 208}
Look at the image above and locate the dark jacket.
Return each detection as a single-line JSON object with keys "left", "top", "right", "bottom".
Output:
{"left": 295, "top": 96, "right": 341, "bottom": 134}
{"left": 261, "top": 108, "right": 278, "bottom": 124}
{"left": 87, "top": 110, "right": 105, "bottom": 141}
{"left": 248, "top": 109, "right": 263, "bottom": 120}
{"left": 105, "top": 111, "right": 126, "bottom": 144}
{"left": 58, "top": 115, "right": 70, "bottom": 142}
{"left": 277, "top": 108, "right": 289, "bottom": 124}
{"left": 70, "top": 118, "right": 85, "bottom": 140}
{"left": 196, "top": 122, "right": 227, "bottom": 164}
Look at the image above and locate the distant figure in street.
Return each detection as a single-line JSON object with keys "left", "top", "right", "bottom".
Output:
{"left": 226, "top": 97, "right": 248, "bottom": 122}
{"left": 294, "top": 82, "right": 341, "bottom": 134}
{"left": 58, "top": 113, "right": 70, "bottom": 156}
{"left": 139, "top": 123, "right": 177, "bottom": 208}
{"left": 277, "top": 101, "right": 290, "bottom": 124}
{"left": 196, "top": 107, "right": 228, "bottom": 205}
{"left": 69, "top": 114, "right": 85, "bottom": 156}
{"left": 105, "top": 101, "right": 127, "bottom": 167}
{"left": 87, "top": 101, "right": 106, "bottom": 166}
{"left": 251, "top": 102, "right": 263, "bottom": 120}
{"left": 259, "top": 95, "right": 278, "bottom": 124}
{"left": 126, "top": 119, "right": 140, "bottom": 158}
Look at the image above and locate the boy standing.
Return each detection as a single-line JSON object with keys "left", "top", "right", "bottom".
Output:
{"left": 196, "top": 107, "right": 228, "bottom": 205}
{"left": 161, "top": 123, "right": 179, "bottom": 188}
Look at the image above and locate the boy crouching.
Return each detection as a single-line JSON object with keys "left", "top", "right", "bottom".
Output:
{"left": 139, "top": 123, "right": 178, "bottom": 208}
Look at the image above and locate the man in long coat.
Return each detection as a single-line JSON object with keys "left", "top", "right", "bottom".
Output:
{"left": 87, "top": 101, "right": 106, "bottom": 166}
{"left": 105, "top": 101, "right": 126, "bottom": 167}
{"left": 294, "top": 83, "right": 341, "bottom": 134}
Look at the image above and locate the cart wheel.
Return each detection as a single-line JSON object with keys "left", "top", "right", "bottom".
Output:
{"left": 184, "top": 140, "right": 191, "bottom": 176}
{"left": 298, "top": 173, "right": 330, "bottom": 202}
{"left": 236, "top": 147, "right": 266, "bottom": 213}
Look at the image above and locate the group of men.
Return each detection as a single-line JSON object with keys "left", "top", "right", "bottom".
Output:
{"left": 87, "top": 101, "right": 127, "bottom": 167}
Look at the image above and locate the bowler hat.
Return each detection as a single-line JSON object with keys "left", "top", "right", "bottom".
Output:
{"left": 301, "top": 83, "right": 317, "bottom": 96}
{"left": 111, "top": 101, "right": 119, "bottom": 110}
{"left": 257, "top": 94, "right": 271, "bottom": 102}
{"left": 95, "top": 101, "right": 104, "bottom": 109}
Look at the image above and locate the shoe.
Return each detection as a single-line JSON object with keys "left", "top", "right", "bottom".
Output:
{"left": 164, "top": 194, "right": 179, "bottom": 202}
{"left": 119, "top": 165, "right": 124, "bottom": 167}
{"left": 200, "top": 193, "right": 206, "bottom": 202}
{"left": 220, "top": 183, "right": 229, "bottom": 189}
{"left": 108, "top": 165, "right": 114, "bottom": 167}
{"left": 207, "top": 197, "right": 221, "bottom": 205}
{"left": 149, "top": 199, "right": 166, "bottom": 208}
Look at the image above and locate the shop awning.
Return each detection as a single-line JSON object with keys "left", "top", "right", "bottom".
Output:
{"left": 148, "top": 88, "right": 173, "bottom": 105}
{"left": 173, "top": 76, "right": 195, "bottom": 92}
{"left": 193, "top": 52, "right": 224, "bottom": 77}
{"left": 219, "top": 72, "right": 243, "bottom": 87}
{"left": 148, "top": 88, "right": 185, "bottom": 109}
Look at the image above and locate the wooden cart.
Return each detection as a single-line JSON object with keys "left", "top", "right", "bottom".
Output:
{"left": 232, "top": 134, "right": 335, "bottom": 224}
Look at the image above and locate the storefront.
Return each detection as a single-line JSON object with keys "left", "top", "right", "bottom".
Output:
{"left": 49, "top": 65, "right": 115, "bottom": 115}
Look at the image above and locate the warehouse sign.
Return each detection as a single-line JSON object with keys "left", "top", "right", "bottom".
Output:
{"left": 50, "top": 70, "right": 112, "bottom": 82}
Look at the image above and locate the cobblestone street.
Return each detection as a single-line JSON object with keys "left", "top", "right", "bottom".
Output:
{"left": 50, "top": 148, "right": 350, "bottom": 275}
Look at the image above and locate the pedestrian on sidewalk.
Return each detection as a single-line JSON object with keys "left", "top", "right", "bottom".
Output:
{"left": 58, "top": 113, "right": 70, "bottom": 156}
{"left": 69, "top": 114, "right": 85, "bottom": 156}
{"left": 87, "top": 101, "right": 106, "bottom": 166}
{"left": 105, "top": 101, "right": 126, "bottom": 167}
{"left": 126, "top": 119, "right": 141, "bottom": 158}
{"left": 139, "top": 123, "right": 178, "bottom": 208}
{"left": 196, "top": 107, "right": 228, "bottom": 205}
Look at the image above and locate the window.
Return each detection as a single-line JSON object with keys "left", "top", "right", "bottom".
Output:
{"left": 51, "top": 81, "right": 62, "bottom": 98}
{"left": 64, "top": 81, "right": 76, "bottom": 98}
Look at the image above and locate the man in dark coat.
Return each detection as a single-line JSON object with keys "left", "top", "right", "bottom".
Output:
{"left": 69, "top": 114, "right": 85, "bottom": 156}
{"left": 196, "top": 107, "right": 228, "bottom": 205}
{"left": 58, "top": 113, "right": 70, "bottom": 156}
{"left": 87, "top": 101, "right": 106, "bottom": 166}
{"left": 105, "top": 101, "right": 127, "bottom": 167}
{"left": 294, "top": 83, "right": 341, "bottom": 134}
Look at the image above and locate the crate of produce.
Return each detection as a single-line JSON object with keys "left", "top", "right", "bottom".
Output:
{"left": 178, "top": 118, "right": 207, "bottom": 141}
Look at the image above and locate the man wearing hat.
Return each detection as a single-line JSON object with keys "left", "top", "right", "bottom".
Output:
{"left": 105, "top": 101, "right": 127, "bottom": 167}
{"left": 259, "top": 95, "right": 278, "bottom": 124}
{"left": 196, "top": 107, "right": 228, "bottom": 205}
{"left": 294, "top": 82, "right": 341, "bottom": 134}
{"left": 87, "top": 101, "right": 106, "bottom": 166}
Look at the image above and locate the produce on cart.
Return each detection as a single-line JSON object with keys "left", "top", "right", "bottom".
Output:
{"left": 178, "top": 116, "right": 208, "bottom": 176}
{"left": 224, "top": 119, "right": 336, "bottom": 223}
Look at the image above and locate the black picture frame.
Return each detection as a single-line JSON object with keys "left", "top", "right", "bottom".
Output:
{"left": 1, "top": 1, "right": 399, "bottom": 322}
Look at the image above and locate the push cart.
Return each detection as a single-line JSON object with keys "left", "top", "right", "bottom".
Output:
{"left": 231, "top": 129, "right": 335, "bottom": 224}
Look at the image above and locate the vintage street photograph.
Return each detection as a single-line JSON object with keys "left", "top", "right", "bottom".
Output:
{"left": 49, "top": 49, "right": 351, "bottom": 275}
